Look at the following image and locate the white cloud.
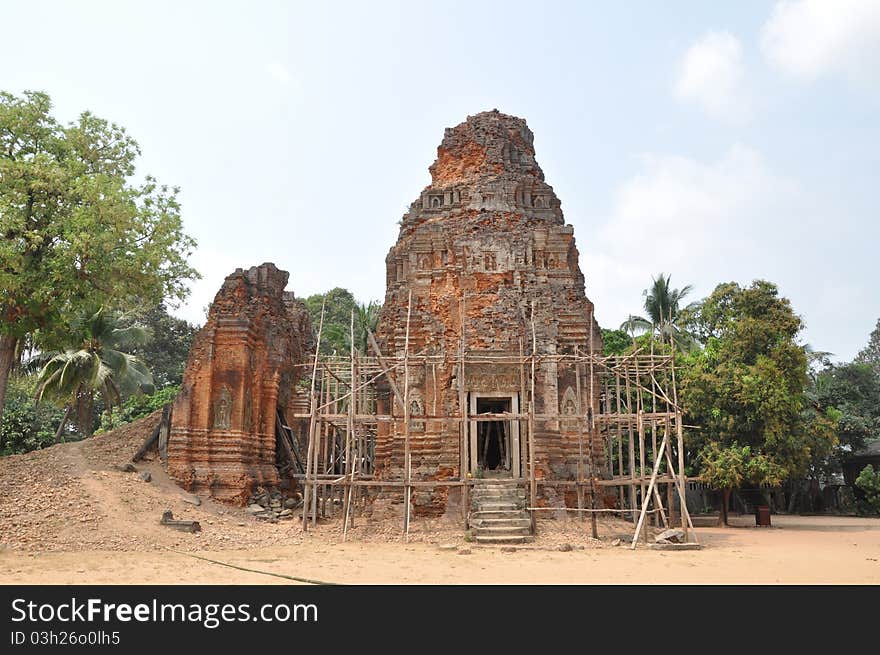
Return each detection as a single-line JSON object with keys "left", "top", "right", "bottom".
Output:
{"left": 584, "top": 145, "right": 801, "bottom": 331}
{"left": 761, "top": 0, "right": 880, "bottom": 87}
{"left": 267, "top": 60, "right": 292, "bottom": 85}
{"left": 674, "top": 31, "right": 753, "bottom": 123}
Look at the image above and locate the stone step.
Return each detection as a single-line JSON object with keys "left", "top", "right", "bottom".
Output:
{"left": 473, "top": 501, "right": 524, "bottom": 512}
{"left": 472, "top": 494, "right": 524, "bottom": 502}
{"left": 471, "top": 486, "right": 526, "bottom": 496}
{"left": 474, "top": 525, "right": 531, "bottom": 537}
{"left": 470, "top": 509, "right": 527, "bottom": 520}
{"left": 469, "top": 517, "right": 532, "bottom": 529}
{"left": 474, "top": 534, "right": 535, "bottom": 545}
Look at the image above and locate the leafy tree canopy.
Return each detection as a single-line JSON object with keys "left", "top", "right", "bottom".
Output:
{"left": 809, "top": 362, "right": 880, "bottom": 464}
{"left": 0, "top": 90, "right": 199, "bottom": 418}
{"left": 302, "top": 288, "right": 380, "bottom": 355}
{"left": 601, "top": 328, "right": 631, "bottom": 356}
{"left": 856, "top": 317, "right": 880, "bottom": 376}
{"left": 681, "top": 280, "right": 836, "bottom": 503}
{"left": 121, "top": 302, "right": 198, "bottom": 388}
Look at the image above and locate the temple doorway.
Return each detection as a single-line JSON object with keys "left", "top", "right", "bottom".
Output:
{"left": 469, "top": 393, "right": 521, "bottom": 478}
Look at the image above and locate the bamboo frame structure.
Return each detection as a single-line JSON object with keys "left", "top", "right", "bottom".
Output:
{"left": 288, "top": 333, "right": 696, "bottom": 546}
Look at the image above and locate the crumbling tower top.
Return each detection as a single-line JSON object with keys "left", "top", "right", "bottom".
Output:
{"left": 401, "top": 109, "right": 564, "bottom": 227}
{"left": 429, "top": 109, "right": 544, "bottom": 187}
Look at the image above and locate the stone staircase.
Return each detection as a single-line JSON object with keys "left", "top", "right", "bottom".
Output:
{"left": 468, "top": 479, "right": 533, "bottom": 545}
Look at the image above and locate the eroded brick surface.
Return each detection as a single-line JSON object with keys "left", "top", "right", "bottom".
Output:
{"left": 167, "top": 263, "right": 312, "bottom": 504}
{"left": 374, "top": 110, "right": 604, "bottom": 516}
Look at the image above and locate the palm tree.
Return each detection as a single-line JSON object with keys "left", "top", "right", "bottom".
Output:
{"left": 353, "top": 301, "right": 381, "bottom": 354}
{"left": 319, "top": 301, "right": 382, "bottom": 356}
{"left": 621, "top": 273, "right": 699, "bottom": 350}
{"left": 34, "top": 307, "right": 154, "bottom": 439}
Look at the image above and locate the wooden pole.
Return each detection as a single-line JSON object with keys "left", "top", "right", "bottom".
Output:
{"left": 302, "top": 300, "right": 325, "bottom": 531}
{"left": 459, "top": 295, "right": 469, "bottom": 527}
{"left": 650, "top": 337, "right": 658, "bottom": 527}
{"left": 615, "top": 372, "right": 624, "bottom": 511}
{"left": 575, "top": 354, "right": 584, "bottom": 522}
{"left": 366, "top": 331, "right": 406, "bottom": 413}
{"left": 676, "top": 410, "right": 688, "bottom": 539}
{"left": 588, "top": 321, "right": 598, "bottom": 539}
{"left": 629, "top": 431, "right": 668, "bottom": 549}
{"left": 403, "top": 291, "right": 413, "bottom": 540}
{"left": 638, "top": 410, "right": 647, "bottom": 542}
{"left": 342, "top": 311, "right": 356, "bottom": 539}
{"left": 529, "top": 301, "right": 537, "bottom": 533}
{"left": 664, "top": 428, "right": 697, "bottom": 542}
{"left": 625, "top": 366, "right": 636, "bottom": 523}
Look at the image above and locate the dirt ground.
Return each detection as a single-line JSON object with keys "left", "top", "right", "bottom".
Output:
{"left": 1, "top": 414, "right": 879, "bottom": 584}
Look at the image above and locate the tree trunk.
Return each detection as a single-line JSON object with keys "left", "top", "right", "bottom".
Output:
{"left": 720, "top": 488, "right": 732, "bottom": 526}
{"left": 54, "top": 406, "right": 72, "bottom": 443}
{"left": 76, "top": 389, "right": 95, "bottom": 438}
{"left": 0, "top": 334, "right": 18, "bottom": 424}
{"left": 787, "top": 485, "right": 799, "bottom": 514}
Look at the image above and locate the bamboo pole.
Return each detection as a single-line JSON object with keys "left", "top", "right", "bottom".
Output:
{"left": 676, "top": 411, "right": 689, "bottom": 539}
{"left": 575, "top": 355, "right": 584, "bottom": 522}
{"left": 625, "top": 366, "right": 636, "bottom": 523}
{"left": 529, "top": 301, "right": 537, "bottom": 533}
{"left": 459, "top": 294, "right": 468, "bottom": 527}
{"left": 342, "top": 311, "right": 356, "bottom": 539}
{"left": 403, "top": 291, "right": 413, "bottom": 540}
{"left": 588, "top": 321, "right": 598, "bottom": 539}
{"left": 615, "top": 372, "right": 624, "bottom": 511}
{"left": 302, "top": 300, "right": 325, "bottom": 531}
{"left": 519, "top": 336, "right": 527, "bottom": 481}
{"left": 604, "top": 375, "right": 613, "bottom": 478}
{"left": 366, "top": 331, "right": 406, "bottom": 414}
{"left": 664, "top": 430, "right": 697, "bottom": 542}
{"left": 638, "top": 410, "right": 647, "bottom": 542}
{"left": 629, "top": 430, "right": 668, "bottom": 549}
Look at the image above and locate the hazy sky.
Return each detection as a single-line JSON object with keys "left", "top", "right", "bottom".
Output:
{"left": 2, "top": 1, "right": 878, "bottom": 361}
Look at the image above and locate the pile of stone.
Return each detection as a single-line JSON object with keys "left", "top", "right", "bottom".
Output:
{"left": 246, "top": 488, "right": 302, "bottom": 522}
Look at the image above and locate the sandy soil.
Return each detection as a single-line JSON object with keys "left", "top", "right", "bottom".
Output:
{"left": 1, "top": 415, "right": 879, "bottom": 584}
{"left": 2, "top": 515, "right": 879, "bottom": 584}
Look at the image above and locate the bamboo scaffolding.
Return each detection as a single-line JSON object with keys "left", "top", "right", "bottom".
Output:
{"left": 286, "top": 336, "right": 695, "bottom": 545}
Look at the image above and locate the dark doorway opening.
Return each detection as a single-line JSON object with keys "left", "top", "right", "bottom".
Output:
{"left": 476, "top": 397, "right": 511, "bottom": 472}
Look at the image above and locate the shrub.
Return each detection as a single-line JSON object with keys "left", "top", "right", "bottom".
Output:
{"left": 854, "top": 464, "right": 880, "bottom": 515}
{"left": 98, "top": 385, "right": 179, "bottom": 433}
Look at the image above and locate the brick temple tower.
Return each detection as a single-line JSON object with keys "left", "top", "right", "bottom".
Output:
{"left": 373, "top": 110, "right": 604, "bottom": 516}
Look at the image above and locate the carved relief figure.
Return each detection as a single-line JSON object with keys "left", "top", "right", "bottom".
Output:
{"left": 561, "top": 386, "right": 578, "bottom": 430}
{"left": 213, "top": 385, "right": 232, "bottom": 430}
{"left": 409, "top": 391, "right": 426, "bottom": 432}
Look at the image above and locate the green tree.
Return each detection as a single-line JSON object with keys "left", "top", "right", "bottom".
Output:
{"left": 0, "top": 90, "right": 198, "bottom": 422}
{"left": 601, "top": 328, "right": 631, "bottom": 356}
{"left": 123, "top": 302, "right": 198, "bottom": 387}
{"left": 620, "top": 273, "right": 699, "bottom": 351}
{"left": 303, "top": 289, "right": 381, "bottom": 355}
{"left": 681, "top": 280, "right": 836, "bottom": 524}
{"left": 856, "top": 318, "right": 880, "bottom": 376}
{"left": 353, "top": 300, "right": 381, "bottom": 353}
{"left": 304, "top": 288, "right": 357, "bottom": 355}
{"left": 699, "top": 442, "right": 786, "bottom": 525}
{"left": 809, "top": 362, "right": 880, "bottom": 466}
{"left": 855, "top": 465, "right": 880, "bottom": 514}
{"left": 34, "top": 307, "right": 154, "bottom": 438}
{"left": 0, "top": 375, "right": 65, "bottom": 455}
{"left": 98, "top": 384, "right": 179, "bottom": 433}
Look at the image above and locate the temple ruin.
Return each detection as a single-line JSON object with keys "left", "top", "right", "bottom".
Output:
{"left": 166, "top": 263, "right": 313, "bottom": 504}
{"left": 165, "top": 110, "right": 694, "bottom": 546}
